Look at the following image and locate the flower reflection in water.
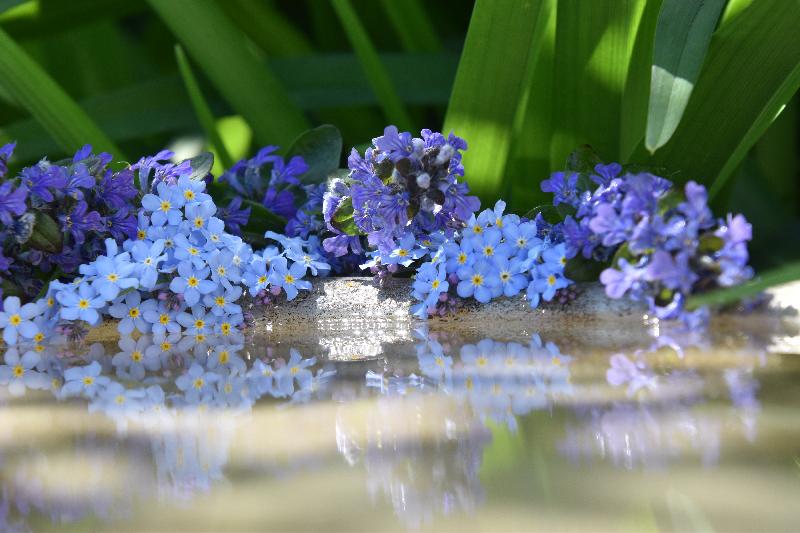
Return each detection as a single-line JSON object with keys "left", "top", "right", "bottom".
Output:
{"left": 0, "top": 326, "right": 775, "bottom": 530}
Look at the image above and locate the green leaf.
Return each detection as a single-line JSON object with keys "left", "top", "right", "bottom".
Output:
{"left": 219, "top": 0, "right": 313, "bottom": 57}
{"left": 379, "top": 0, "right": 441, "bottom": 53}
{"left": 645, "top": 0, "right": 726, "bottom": 153}
{"left": 285, "top": 125, "right": 343, "bottom": 185}
{"left": 174, "top": 44, "right": 234, "bottom": 170}
{"left": 27, "top": 212, "right": 62, "bottom": 254}
{"left": 550, "top": 0, "right": 646, "bottom": 166}
{"left": 686, "top": 261, "right": 800, "bottom": 309}
{"left": 444, "top": 0, "right": 551, "bottom": 204}
{"left": 186, "top": 152, "right": 214, "bottom": 182}
{"left": 331, "top": 0, "right": 414, "bottom": 131}
{"left": 148, "top": 0, "right": 309, "bottom": 148}
{"left": 565, "top": 145, "right": 602, "bottom": 173}
{"left": 0, "top": 26, "right": 122, "bottom": 157}
{"left": 240, "top": 199, "right": 287, "bottom": 235}
{"left": 331, "top": 196, "right": 360, "bottom": 236}
{"left": 639, "top": 0, "right": 800, "bottom": 196}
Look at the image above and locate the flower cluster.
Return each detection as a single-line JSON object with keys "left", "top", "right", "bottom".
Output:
{"left": 0, "top": 173, "right": 328, "bottom": 345}
{"left": 0, "top": 143, "right": 138, "bottom": 300}
{"left": 542, "top": 163, "right": 752, "bottom": 327}
{"left": 322, "top": 126, "right": 479, "bottom": 258}
{"left": 219, "top": 146, "right": 325, "bottom": 239}
{"left": 409, "top": 201, "right": 570, "bottom": 318}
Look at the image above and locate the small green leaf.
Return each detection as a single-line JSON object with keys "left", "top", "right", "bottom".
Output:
{"left": 331, "top": 196, "right": 360, "bottom": 236}
{"left": 286, "top": 125, "right": 343, "bottom": 185}
{"left": 645, "top": 0, "right": 726, "bottom": 152}
{"left": 686, "top": 261, "right": 800, "bottom": 309}
{"left": 240, "top": 199, "right": 287, "bottom": 235}
{"left": 565, "top": 145, "right": 602, "bottom": 173}
{"left": 27, "top": 212, "right": 62, "bottom": 254}
{"left": 186, "top": 152, "right": 214, "bottom": 182}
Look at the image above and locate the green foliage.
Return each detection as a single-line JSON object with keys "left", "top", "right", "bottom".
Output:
{"left": 645, "top": 0, "right": 726, "bottom": 152}
{"left": 285, "top": 125, "right": 343, "bottom": 185}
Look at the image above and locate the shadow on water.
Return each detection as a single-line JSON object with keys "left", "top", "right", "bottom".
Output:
{"left": 0, "top": 320, "right": 798, "bottom": 531}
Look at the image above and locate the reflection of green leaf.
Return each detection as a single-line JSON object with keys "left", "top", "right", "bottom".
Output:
{"left": 331, "top": 196, "right": 360, "bottom": 236}
{"left": 286, "top": 125, "right": 343, "bottom": 185}
{"left": 645, "top": 0, "right": 726, "bottom": 152}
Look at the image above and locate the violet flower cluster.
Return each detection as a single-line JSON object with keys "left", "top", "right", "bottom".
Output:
{"left": 218, "top": 145, "right": 325, "bottom": 239}
{"left": 0, "top": 143, "right": 138, "bottom": 300}
{"left": 322, "top": 126, "right": 480, "bottom": 259}
{"left": 0, "top": 174, "right": 329, "bottom": 346}
{"left": 542, "top": 163, "right": 753, "bottom": 327}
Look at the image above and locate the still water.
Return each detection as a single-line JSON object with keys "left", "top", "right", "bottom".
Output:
{"left": 0, "top": 317, "right": 798, "bottom": 531}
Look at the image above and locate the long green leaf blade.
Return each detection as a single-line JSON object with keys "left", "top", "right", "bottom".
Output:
{"left": 640, "top": 0, "right": 800, "bottom": 195}
{"left": 331, "top": 0, "right": 413, "bottom": 131}
{"left": 645, "top": 0, "right": 726, "bottom": 153}
{"left": 0, "top": 25, "right": 122, "bottom": 157}
{"left": 174, "top": 44, "right": 234, "bottom": 170}
{"left": 148, "top": 0, "right": 309, "bottom": 148}
{"left": 686, "top": 261, "right": 800, "bottom": 309}
{"left": 445, "top": 0, "right": 549, "bottom": 204}
{"left": 379, "top": 0, "right": 441, "bottom": 53}
{"left": 550, "top": 0, "right": 646, "bottom": 166}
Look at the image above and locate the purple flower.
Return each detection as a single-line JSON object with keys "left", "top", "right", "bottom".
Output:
{"left": 541, "top": 171, "right": 580, "bottom": 207}
{"left": 59, "top": 201, "right": 103, "bottom": 244}
{"left": 262, "top": 186, "right": 297, "bottom": 219}
{"left": 217, "top": 196, "right": 251, "bottom": 235}
{"left": 19, "top": 164, "right": 65, "bottom": 203}
{"left": 322, "top": 233, "right": 363, "bottom": 257}
{"left": 372, "top": 125, "right": 415, "bottom": 162}
{"left": 591, "top": 162, "right": 622, "bottom": 187}
{"left": 270, "top": 155, "right": 307, "bottom": 186}
{"left": 0, "top": 182, "right": 27, "bottom": 226}
{"left": 103, "top": 208, "right": 138, "bottom": 241}
{"left": 97, "top": 168, "right": 137, "bottom": 209}
{"left": 645, "top": 250, "right": 697, "bottom": 293}
{"left": 600, "top": 258, "right": 646, "bottom": 300}
{"left": 0, "top": 142, "right": 15, "bottom": 178}
{"left": 63, "top": 164, "right": 95, "bottom": 200}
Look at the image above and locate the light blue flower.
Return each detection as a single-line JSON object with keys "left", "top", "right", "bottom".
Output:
{"left": 456, "top": 260, "right": 500, "bottom": 303}
{"left": 268, "top": 257, "right": 310, "bottom": 300}
{"left": 492, "top": 256, "right": 528, "bottom": 297}
{"left": 207, "top": 344, "right": 247, "bottom": 374}
{"left": 109, "top": 291, "right": 150, "bottom": 334}
{"left": 206, "top": 249, "right": 238, "bottom": 285}
{"left": 0, "top": 296, "right": 41, "bottom": 345}
{"left": 130, "top": 239, "right": 166, "bottom": 289}
{"left": 184, "top": 199, "right": 216, "bottom": 232}
{"left": 385, "top": 232, "right": 427, "bottom": 267}
{"left": 141, "top": 181, "right": 184, "bottom": 226}
{"left": 471, "top": 226, "right": 511, "bottom": 262}
{"left": 247, "top": 359, "right": 278, "bottom": 397}
{"left": 0, "top": 348, "right": 47, "bottom": 396}
{"left": 141, "top": 299, "right": 182, "bottom": 337}
{"left": 411, "top": 262, "right": 448, "bottom": 318}
{"left": 111, "top": 335, "right": 153, "bottom": 380}
{"left": 175, "top": 174, "right": 211, "bottom": 205}
{"left": 503, "top": 220, "right": 542, "bottom": 255}
{"left": 175, "top": 363, "right": 220, "bottom": 404}
{"left": 274, "top": 349, "right": 315, "bottom": 395}
{"left": 444, "top": 240, "right": 474, "bottom": 273}
{"left": 201, "top": 216, "right": 227, "bottom": 251}
{"left": 61, "top": 361, "right": 110, "bottom": 398}
{"left": 529, "top": 265, "right": 569, "bottom": 303}
{"left": 203, "top": 285, "right": 242, "bottom": 317}
{"left": 91, "top": 253, "right": 138, "bottom": 301}
{"left": 57, "top": 284, "right": 106, "bottom": 325}
{"left": 242, "top": 254, "right": 270, "bottom": 295}
{"left": 169, "top": 262, "right": 215, "bottom": 306}
{"left": 176, "top": 305, "right": 215, "bottom": 336}
{"left": 173, "top": 233, "right": 207, "bottom": 270}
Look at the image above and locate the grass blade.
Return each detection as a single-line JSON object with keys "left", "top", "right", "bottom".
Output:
{"left": 220, "top": 0, "right": 312, "bottom": 57}
{"left": 0, "top": 26, "right": 122, "bottom": 157}
{"left": 645, "top": 0, "right": 726, "bottom": 153}
{"left": 174, "top": 44, "right": 234, "bottom": 170}
{"left": 379, "top": 0, "right": 441, "bottom": 53}
{"left": 686, "top": 261, "right": 800, "bottom": 309}
{"left": 148, "top": 0, "right": 309, "bottom": 149}
{"left": 444, "top": 0, "right": 549, "bottom": 204}
{"left": 638, "top": 0, "right": 800, "bottom": 197}
{"left": 331, "top": 0, "right": 414, "bottom": 131}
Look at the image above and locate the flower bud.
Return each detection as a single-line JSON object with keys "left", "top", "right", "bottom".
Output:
{"left": 416, "top": 172, "right": 431, "bottom": 189}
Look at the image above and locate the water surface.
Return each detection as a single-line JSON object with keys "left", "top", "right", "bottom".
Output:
{"left": 0, "top": 318, "right": 798, "bottom": 531}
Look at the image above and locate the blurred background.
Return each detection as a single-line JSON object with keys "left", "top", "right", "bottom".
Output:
{"left": 0, "top": 0, "right": 798, "bottom": 271}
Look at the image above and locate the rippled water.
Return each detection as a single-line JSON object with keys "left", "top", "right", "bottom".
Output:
{"left": 0, "top": 317, "right": 799, "bottom": 531}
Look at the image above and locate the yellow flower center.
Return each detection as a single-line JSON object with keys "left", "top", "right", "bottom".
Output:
{"left": 435, "top": 357, "right": 444, "bottom": 367}
{"left": 290, "top": 366, "right": 299, "bottom": 375}
{"left": 187, "top": 276, "right": 199, "bottom": 288}
{"left": 496, "top": 217, "right": 503, "bottom": 228}
{"left": 548, "top": 274, "right": 556, "bottom": 285}
{"left": 219, "top": 351, "right": 229, "bottom": 364}
{"left": 224, "top": 383, "right": 233, "bottom": 394}
{"left": 12, "top": 365, "right": 24, "bottom": 378}
{"left": 457, "top": 252, "right": 467, "bottom": 264}
{"left": 397, "top": 249, "right": 408, "bottom": 257}
{"left": 517, "top": 238, "right": 526, "bottom": 247}
{"left": 107, "top": 273, "right": 119, "bottom": 282}
{"left": 501, "top": 272, "right": 510, "bottom": 282}
{"left": 257, "top": 275, "right": 267, "bottom": 285}
{"left": 47, "top": 297, "right": 54, "bottom": 307}
{"left": 214, "top": 296, "right": 225, "bottom": 307}
{"left": 34, "top": 344, "right": 44, "bottom": 353}
{"left": 188, "top": 247, "right": 199, "bottom": 256}
{"left": 192, "top": 378, "right": 205, "bottom": 389}
{"left": 195, "top": 333, "right": 206, "bottom": 343}
{"left": 160, "top": 200, "right": 171, "bottom": 212}
{"left": 137, "top": 229, "right": 146, "bottom": 239}
{"left": 160, "top": 341, "right": 171, "bottom": 351}
{"left": 473, "top": 225, "right": 482, "bottom": 234}
{"left": 477, "top": 356, "right": 488, "bottom": 367}
{"left": 220, "top": 323, "right": 231, "bottom": 335}
{"left": 560, "top": 256, "right": 567, "bottom": 266}
{"left": 159, "top": 314, "right": 170, "bottom": 325}
{"left": 115, "top": 395, "right": 125, "bottom": 405}
{"left": 78, "top": 299, "right": 90, "bottom": 310}
{"left": 184, "top": 190, "right": 195, "bottom": 201}
{"left": 193, "top": 217, "right": 203, "bottom": 228}
{"left": 431, "top": 279, "right": 440, "bottom": 289}
{"left": 194, "top": 319, "right": 204, "bottom": 330}
{"left": 165, "top": 239, "right": 174, "bottom": 248}
{"left": 144, "top": 258, "right": 152, "bottom": 265}
{"left": 128, "top": 307, "right": 139, "bottom": 318}
{"left": 284, "top": 274, "right": 295, "bottom": 284}
{"left": 483, "top": 246, "right": 494, "bottom": 256}
{"left": 82, "top": 376, "right": 95, "bottom": 386}
{"left": 471, "top": 274, "right": 484, "bottom": 286}
{"left": 9, "top": 314, "right": 21, "bottom": 326}
{"left": 217, "top": 266, "right": 226, "bottom": 276}
{"left": 131, "top": 350, "right": 143, "bottom": 362}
